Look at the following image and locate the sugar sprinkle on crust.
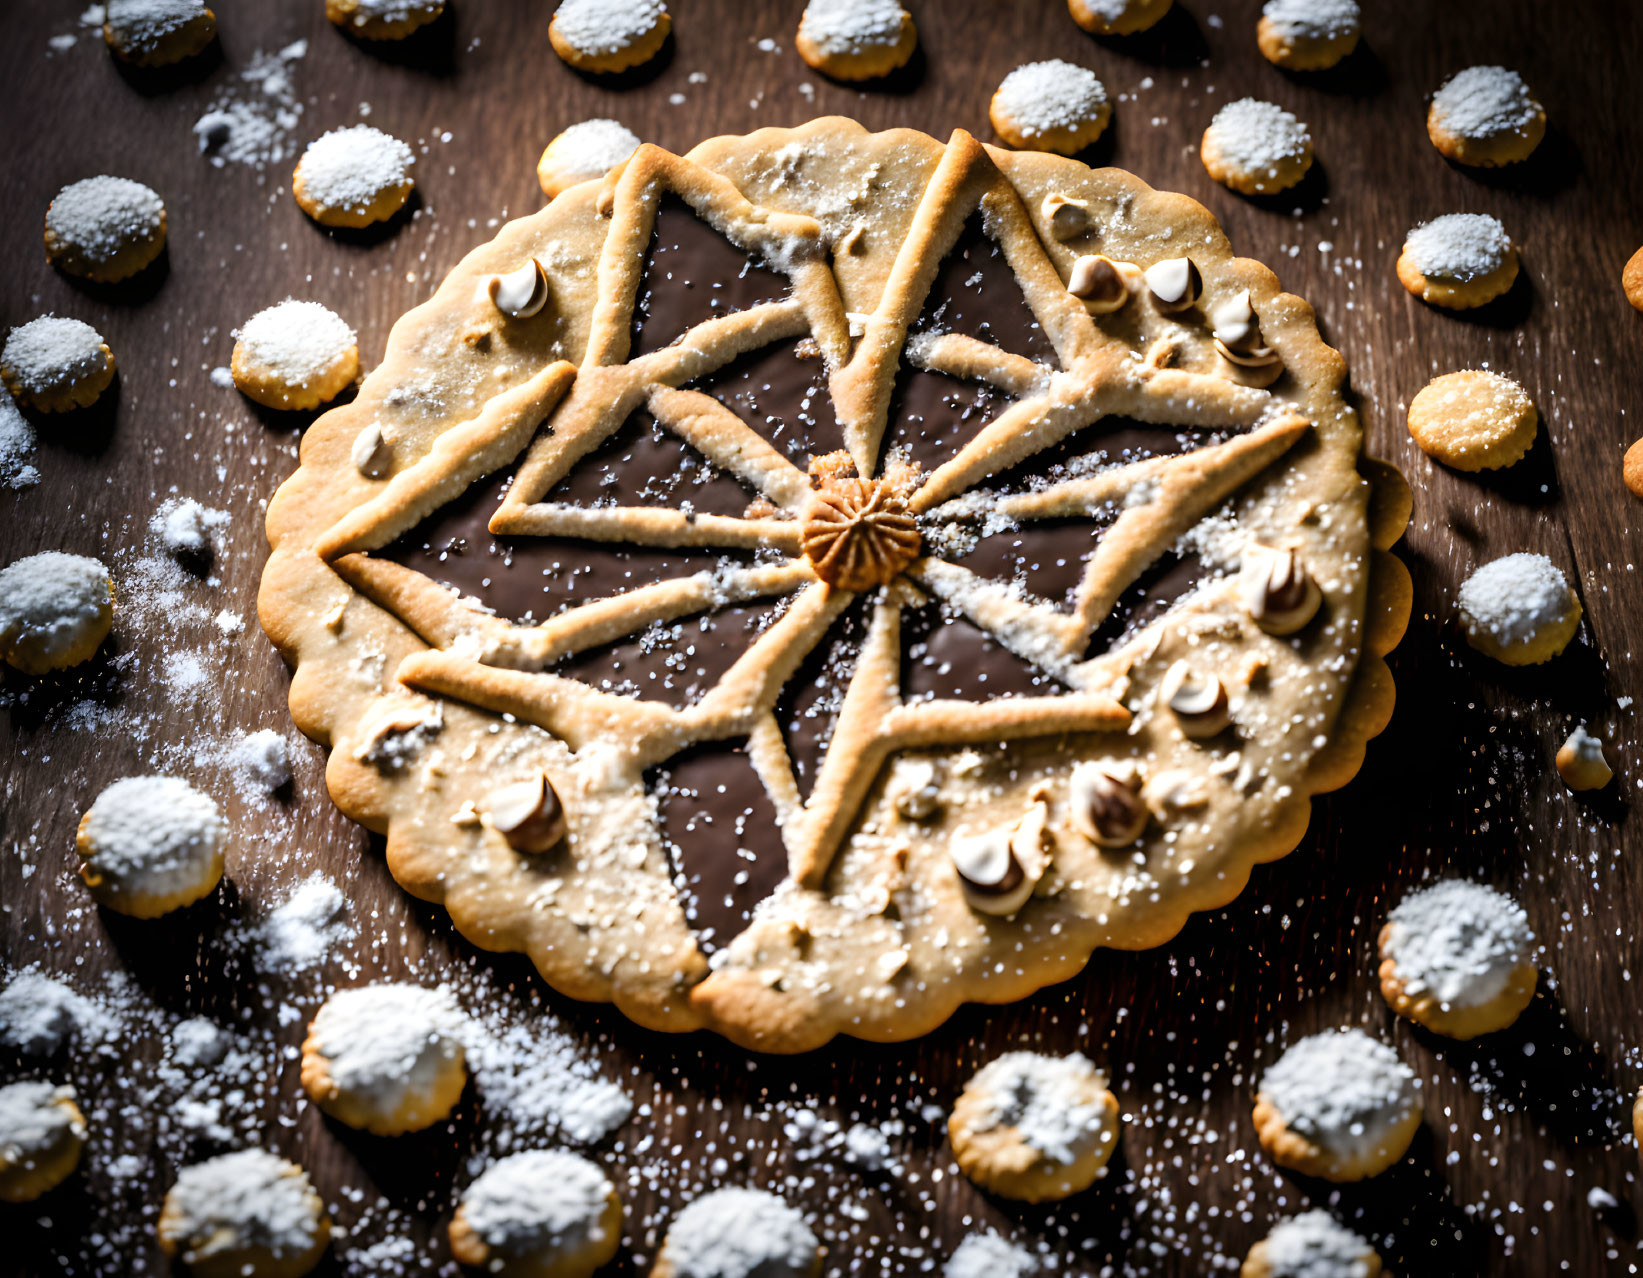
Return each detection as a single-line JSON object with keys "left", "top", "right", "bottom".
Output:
{"left": 538, "top": 119, "right": 643, "bottom": 198}
{"left": 450, "top": 1149, "right": 620, "bottom": 1275}
{"left": 77, "top": 775, "right": 226, "bottom": 917}
{"left": 991, "top": 60, "right": 1111, "bottom": 153}
{"left": 44, "top": 176, "right": 167, "bottom": 282}
{"left": 157, "top": 1149, "right": 330, "bottom": 1272}
{"left": 232, "top": 299, "right": 359, "bottom": 410}
{"left": 325, "top": 0, "right": 445, "bottom": 41}
{"left": 104, "top": 0, "right": 216, "bottom": 66}
{"left": 1383, "top": 880, "right": 1533, "bottom": 1008}
{"left": 1067, "top": 0, "right": 1174, "bottom": 37}
{"left": 293, "top": 125, "right": 415, "bottom": 227}
{"left": 0, "top": 551, "right": 114, "bottom": 674}
{"left": 0, "top": 1082, "right": 86, "bottom": 1204}
{"left": 1245, "top": 1209, "right": 1380, "bottom": 1278}
{"left": 654, "top": 1187, "right": 819, "bottom": 1278}
{"left": 1406, "top": 369, "right": 1537, "bottom": 471}
{"left": 549, "top": 0, "right": 670, "bottom": 73}
{"left": 797, "top": 0, "right": 917, "bottom": 80}
{"left": 0, "top": 316, "right": 116, "bottom": 412}
{"left": 1201, "top": 98, "right": 1313, "bottom": 194}
{"left": 1428, "top": 66, "right": 1545, "bottom": 166}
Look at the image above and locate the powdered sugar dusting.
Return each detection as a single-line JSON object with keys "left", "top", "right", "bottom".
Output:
{"left": 243, "top": 874, "right": 354, "bottom": 975}
{"left": 1384, "top": 879, "right": 1533, "bottom": 1008}
{"left": 946, "top": 1232, "right": 1038, "bottom": 1278}
{"left": 1259, "top": 1030, "right": 1418, "bottom": 1157}
{"left": 1404, "top": 212, "right": 1511, "bottom": 282}
{"left": 659, "top": 1187, "right": 817, "bottom": 1277}
{"left": 1, "top": 316, "right": 108, "bottom": 395}
{"left": 45, "top": 176, "right": 164, "bottom": 266}
{"left": 235, "top": 300, "right": 356, "bottom": 390}
{"left": 0, "top": 390, "right": 39, "bottom": 490}
{"left": 1262, "top": 1210, "right": 1375, "bottom": 1278}
{"left": 993, "top": 60, "right": 1107, "bottom": 139}
{"left": 1261, "top": 0, "right": 1360, "bottom": 40}
{"left": 552, "top": 0, "right": 667, "bottom": 57}
{"left": 460, "top": 1150, "right": 615, "bottom": 1252}
{"left": 193, "top": 42, "right": 308, "bottom": 169}
{"left": 1204, "top": 98, "right": 1311, "bottom": 175}
{"left": 967, "top": 1051, "right": 1111, "bottom": 1165}
{"left": 161, "top": 1149, "right": 325, "bottom": 1261}
{"left": 1431, "top": 65, "right": 1541, "bottom": 141}
{"left": 295, "top": 125, "right": 415, "bottom": 218}
{"left": 798, "top": 0, "right": 906, "bottom": 56}
{"left": 1457, "top": 552, "right": 1572, "bottom": 645}
{"left": 548, "top": 118, "right": 642, "bottom": 178}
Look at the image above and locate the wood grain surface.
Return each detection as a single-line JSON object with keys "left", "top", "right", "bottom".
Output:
{"left": 3, "top": 1, "right": 1642, "bottom": 1274}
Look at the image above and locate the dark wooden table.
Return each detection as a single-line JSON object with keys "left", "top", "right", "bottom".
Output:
{"left": 3, "top": 1, "right": 1641, "bottom": 1274}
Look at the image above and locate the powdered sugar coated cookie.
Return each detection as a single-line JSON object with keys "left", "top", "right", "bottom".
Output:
{"left": 536, "top": 119, "right": 642, "bottom": 198}
{"left": 1067, "top": 0, "right": 1173, "bottom": 37}
{"left": 1396, "top": 212, "right": 1518, "bottom": 309}
{"left": 949, "top": 1051, "right": 1121, "bottom": 1202}
{"left": 104, "top": 0, "right": 217, "bottom": 67}
{"left": 1256, "top": 0, "right": 1360, "bottom": 71}
{"left": 231, "top": 300, "right": 359, "bottom": 410}
{"left": 1379, "top": 879, "right": 1537, "bottom": 1039}
{"left": 157, "top": 1149, "right": 330, "bottom": 1278}
{"left": 1253, "top": 1029, "right": 1421, "bottom": 1181}
{"left": 0, "top": 316, "right": 116, "bottom": 413}
{"left": 299, "top": 983, "right": 467, "bottom": 1135}
{"left": 448, "top": 1150, "right": 621, "bottom": 1278}
{"left": 293, "top": 125, "right": 415, "bottom": 228}
{"left": 1456, "top": 552, "right": 1581, "bottom": 665}
{"left": 326, "top": 0, "right": 445, "bottom": 41}
{"left": 0, "top": 1082, "right": 86, "bottom": 1204}
{"left": 1428, "top": 66, "right": 1545, "bottom": 167}
{"left": 653, "top": 1188, "right": 821, "bottom": 1278}
{"left": 549, "top": 0, "right": 670, "bottom": 74}
{"left": 44, "top": 176, "right": 167, "bottom": 283}
{"left": 1201, "top": 98, "right": 1314, "bottom": 195}
{"left": 796, "top": 0, "right": 917, "bottom": 81}
{"left": 1242, "top": 1210, "right": 1381, "bottom": 1278}
{"left": 76, "top": 776, "right": 226, "bottom": 918}
{"left": 989, "top": 60, "right": 1112, "bottom": 155}
{"left": 0, "top": 551, "right": 114, "bottom": 675}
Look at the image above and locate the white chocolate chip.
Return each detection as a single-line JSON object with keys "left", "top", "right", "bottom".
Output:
{"left": 350, "top": 422, "right": 392, "bottom": 478}
{"left": 488, "top": 258, "right": 550, "bottom": 319}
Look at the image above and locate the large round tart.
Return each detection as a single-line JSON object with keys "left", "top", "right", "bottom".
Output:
{"left": 260, "top": 118, "right": 1410, "bottom": 1052}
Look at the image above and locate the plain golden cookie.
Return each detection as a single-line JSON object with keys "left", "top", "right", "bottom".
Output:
{"left": 549, "top": 0, "right": 670, "bottom": 74}
{"left": 326, "top": 0, "right": 445, "bottom": 41}
{"left": 949, "top": 1052, "right": 1121, "bottom": 1202}
{"left": 796, "top": 0, "right": 916, "bottom": 80}
{"left": 44, "top": 176, "right": 167, "bottom": 283}
{"left": 1626, "top": 437, "right": 1643, "bottom": 498}
{"left": 231, "top": 300, "right": 359, "bottom": 411}
{"left": 651, "top": 1189, "right": 821, "bottom": 1278}
{"left": 158, "top": 1150, "right": 330, "bottom": 1278}
{"left": 77, "top": 776, "right": 226, "bottom": 918}
{"left": 1067, "top": 0, "right": 1173, "bottom": 36}
{"left": 1200, "top": 98, "right": 1313, "bottom": 196}
{"left": 537, "top": 119, "right": 642, "bottom": 198}
{"left": 1456, "top": 552, "right": 1581, "bottom": 666}
{"left": 299, "top": 984, "right": 467, "bottom": 1136}
{"left": 293, "top": 126, "right": 416, "bottom": 228}
{"left": 0, "top": 316, "right": 115, "bottom": 413}
{"left": 1427, "top": 65, "right": 1546, "bottom": 167}
{"left": 1241, "top": 1210, "right": 1381, "bottom": 1278}
{"left": 1378, "top": 879, "right": 1537, "bottom": 1040}
{"left": 1406, "top": 369, "right": 1537, "bottom": 471}
{"left": 1396, "top": 212, "right": 1518, "bottom": 309}
{"left": 448, "top": 1151, "right": 622, "bottom": 1278}
{"left": 1625, "top": 246, "right": 1643, "bottom": 313}
{"left": 104, "top": 0, "right": 216, "bottom": 66}
{"left": 1253, "top": 1029, "right": 1422, "bottom": 1182}
{"left": 990, "top": 60, "right": 1111, "bottom": 154}
{"left": 0, "top": 1082, "right": 86, "bottom": 1203}
{"left": 1255, "top": 0, "right": 1360, "bottom": 71}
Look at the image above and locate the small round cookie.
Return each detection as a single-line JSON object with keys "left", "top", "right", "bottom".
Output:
{"left": 299, "top": 983, "right": 467, "bottom": 1135}
{"left": 1252, "top": 1029, "right": 1421, "bottom": 1182}
{"left": 1636, "top": 1088, "right": 1643, "bottom": 1151}
{"left": 948, "top": 1051, "right": 1121, "bottom": 1202}
{"left": 1256, "top": 0, "right": 1360, "bottom": 72}
{"left": 652, "top": 1188, "right": 821, "bottom": 1278}
{"left": 0, "top": 552, "right": 114, "bottom": 675}
{"left": 1625, "top": 436, "right": 1643, "bottom": 498}
{"left": 537, "top": 119, "right": 643, "bottom": 199}
{"left": 990, "top": 61, "right": 1112, "bottom": 155}
{"left": 293, "top": 126, "right": 416, "bottom": 228}
{"left": 44, "top": 176, "right": 167, "bottom": 283}
{"left": 1378, "top": 879, "right": 1537, "bottom": 1040}
{"left": 1, "top": 316, "right": 116, "bottom": 413}
{"left": 1395, "top": 213, "right": 1518, "bottom": 310}
{"left": 158, "top": 1149, "right": 330, "bottom": 1278}
{"left": 231, "top": 300, "right": 359, "bottom": 411}
{"left": 104, "top": 0, "right": 217, "bottom": 67}
{"left": 1456, "top": 552, "right": 1581, "bottom": 666}
{"left": 1067, "top": 0, "right": 1173, "bottom": 37}
{"left": 1200, "top": 98, "right": 1313, "bottom": 196}
{"left": 1427, "top": 66, "right": 1546, "bottom": 168}
{"left": 1241, "top": 1210, "right": 1381, "bottom": 1278}
{"left": 77, "top": 775, "right": 226, "bottom": 918}
{"left": 449, "top": 1150, "right": 622, "bottom": 1278}
{"left": 1625, "top": 246, "right": 1643, "bottom": 314}
{"left": 1406, "top": 370, "right": 1537, "bottom": 471}
{"left": 0, "top": 1082, "right": 86, "bottom": 1203}
{"left": 796, "top": 0, "right": 916, "bottom": 81}
{"left": 549, "top": 0, "right": 670, "bottom": 75}
{"left": 326, "top": 0, "right": 445, "bottom": 41}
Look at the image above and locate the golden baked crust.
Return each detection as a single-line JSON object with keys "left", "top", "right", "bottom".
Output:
{"left": 549, "top": 4, "right": 670, "bottom": 74}
{"left": 1376, "top": 934, "right": 1537, "bottom": 1039}
{"left": 948, "top": 1066, "right": 1119, "bottom": 1202}
{"left": 1406, "top": 369, "right": 1538, "bottom": 471}
{"left": 1241, "top": 1232, "right": 1382, "bottom": 1278}
{"left": 1, "top": 342, "right": 115, "bottom": 414}
{"left": 103, "top": 2, "right": 216, "bottom": 67}
{"left": 1625, "top": 437, "right": 1643, "bottom": 498}
{"left": 795, "top": 3, "right": 917, "bottom": 81}
{"left": 1626, "top": 246, "right": 1643, "bottom": 313}
{"left": 326, "top": 0, "right": 444, "bottom": 42}
{"left": 1396, "top": 242, "right": 1518, "bottom": 310}
{"left": 1255, "top": 16, "right": 1359, "bottom": 71}
{"left": 258, "top": 119, "right": 1409, "bottom": 1052}
{"left": 448, "top": 1188, "right": 621, "bottom": 1277}
{"left": 0, "top": 1087, "right": 85, "bottom": 1203}
{"left": 1252, "top": 1090, "right": 1421, "bottom": 1183}
{"left": 1067, "top": 0, "right": 1173, "bottom": 36}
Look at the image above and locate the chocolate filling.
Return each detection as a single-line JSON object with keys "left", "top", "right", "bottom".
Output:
{"left": 774, "top": 596, "right": 871, "bottom": 802}
{"left": 910, "top": 213, "right": 1054, "bottom": 359}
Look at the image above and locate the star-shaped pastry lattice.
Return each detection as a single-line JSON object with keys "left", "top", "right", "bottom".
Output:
{"left": 306, "top": 132, "right": 1308, "bottom": 891}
